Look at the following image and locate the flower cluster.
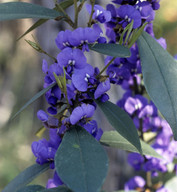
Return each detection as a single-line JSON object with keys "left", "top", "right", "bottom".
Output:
{"left": 31, "top": 0, "right": 177, "bottom": 191}
{"left": 32, "top": 23, "right": 111, "bottom": 188}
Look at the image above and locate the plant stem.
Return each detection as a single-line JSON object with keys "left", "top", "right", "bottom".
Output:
{"left": 146, "top": 171, "right": 152, "bottom": 188}
{"left": 97, "top": 57, "right": 115, "bottom": 78}
{"left": 88, "top": 0, "right": 95, "bottom": 27}
{"left": 74, "top": 0, "right": 78, "bottom": 28}
{"left": 55, "top": 1, "right": 75, "bottom": 28}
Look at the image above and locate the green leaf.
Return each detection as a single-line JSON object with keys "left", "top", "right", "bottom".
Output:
{"left": 0, "top": 2, "right": 63, "bottom": 21}
{"left": 2, "top": 163, "right": 49, "bottom": 192}
{"left": 165, "top": 176, "right": 177, "bottom": 192}
{"left": 40, "top": 186, "right": 73, "bottom": 192}
{"left": 128, "top": 23, "right": 147, "bottom": 48}
{"left": 17, "top": 0, "right": 75, "bottom": 40}
{"left": 17, "top": 185, "right": 45, "bottom": 192}
{"left": 119, "top": 20, "right": 133, "bottom": 45}
{"left": 89, "top": 43, "right": 131, "bottom": 58}
{"left": 12, "top": 83, "right": 56, "bottom": 119}
{"left": 137, "top": 31, "right": 177, "bottom": 140}
{"left": 55, "top": 125, "right": 108, "bottom": 192}
{"left": 100, "top": 131, "right": 162, "bottom": 159}
{"left": 96, "top": 100, "right": 142, "bottom": 153}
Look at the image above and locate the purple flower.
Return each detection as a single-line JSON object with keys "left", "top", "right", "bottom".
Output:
{"left": 124, "top": 97, "right": 141, "bottom": 115}
{"left": 124, "top": 176, "right": 145, "bottom": 190}
{"left": 70, "top": 103, "right": 95, "bottom": 125}
{"left": 128, "top": 153, "right": 144, "bottom": 170}
{"left": 94, "top": 79, "right": 111, "bottom": 99}
{"left": 31, "top": 139, "right": 56, "bottom": 165}
{"left": 135, "top": 1, "right": 153, "bottom": 19}
{"left": 68, "top": 27, "right": 100, "bottom": 50}
{"left": 81, "top": 120, "right": 103, "bottom": 140}
{"left": 37, "top": 110, "right": 49, "bottom": 122}
{"left": 86, "top": 4, "right": 111, "bottom": 23}
{"left": 55, "top": 30, "right": 72, "bottom": 50}
{"left": 143, "top": 158, "right": 167, "bottom": 173}
{"left": 57, "top": 47, "right": 87, "bottom": 71}
{"left": 46, "top": 172, "right": 63, "bottom": 189}
{"left": 72, "top": 64, "right": 94, "bottom": 92}
{"left": 117, "top": 5, "right": 142, "bottom": 29}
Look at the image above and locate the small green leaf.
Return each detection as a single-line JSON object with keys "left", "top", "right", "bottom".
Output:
{"left": 124, "top": 20, "right": 134, "bottom": 44}
{"left": 0, "top": 2, "right": 63, "bottom": 21}
{"left": 55, "top": 125, "right": 108, "bottom": 192}
{"left": 17, "top": 0, "right": 75, "bottom": 40}
{"left": 96, "top": 100, "right": 142, "bottom": 153}
{"left": 137, "top": 31, "right": 177, "bottom": 140}
{"left": 100, "top": 131, "right": 162, "bottom": 159}
{"left": 40, "top": 186, "right": 73, "bottom": 192}
{"left": 35, "top": 126, "right": 46, "bottom": 138}
{"left": 119, "top": 21, "right": 132, "bottom": 45}
{"left": 17, "top": 185, "right": 45, "bottom": 192}
{"left": 12, "top": 83, "right": 56, "bottom": 119}
{"left": 128, "top": 23, "right": 147, "bottom": 48}
{"left": 89, "top": 43, "right": 131, "bottom": 58}
{"left": 2, "top": 163, "right": 49, "bottom": 192}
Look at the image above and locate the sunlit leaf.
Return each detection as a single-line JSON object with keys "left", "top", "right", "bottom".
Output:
{"left": 100, "top": 131, "right": 162, "bottom": 159}
{"left": 96, "top": 100, "right": 142, "bottom": 153}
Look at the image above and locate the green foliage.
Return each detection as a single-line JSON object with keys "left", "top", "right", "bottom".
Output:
{"left": 137, "top": 31, "right": 177, "bottom": 140}
{"left": 40, "top": 186, "right": 73, "bottom": 192}
{"left": 2, "top": 163, "right": 49, "bottom": 192}
{"left": 96, "top": 100, "right": 142, "bottom": 153}
{"left": 89, "top": 43, "right": 131, "bottom": 57}
{"left": 55, "top": 126, "right": 108, "bottom": 192}
{"left": 16, "top": 185, "right": 45, "bottom": 192}
{"left": 0, "top": 2, "right": 63, "bottom": 21}
{"left": 12, "top": 83, "right": 56, "bottom": 119}
{"left": 17, "top": 0, "right": 75, "bottom": 40}
{"left": 100, "top": 131, "right": 162, "bottom": 159}
{"left": 165, "top": 176, "right": 177, "bottom": 192}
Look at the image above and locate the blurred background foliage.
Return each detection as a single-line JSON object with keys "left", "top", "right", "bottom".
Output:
{"left": 0, "top": 0, "right": 177, "bottom": 191}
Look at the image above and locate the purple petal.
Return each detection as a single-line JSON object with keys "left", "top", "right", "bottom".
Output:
{"left": 37, "top": 110, "right": 49, "bottom": 122}
{"left": 70, "top": 106, "right": 84, "bottom": 125}
{"left": 94, "top": 79, "right": 111, "bottom": 99}
{"left": 81, "top": 103, "right": 95, "bottom": 118}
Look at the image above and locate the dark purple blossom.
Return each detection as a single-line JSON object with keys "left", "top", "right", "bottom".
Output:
{"left": 72, "top": 64, "right": 94, "bottom": 92}
{"left": 70, "top": 103, "right": 95, "bottom": 125}
{"left": 128, "top": 153, "right": 144, "bottom": 170}
{"left": 68, "top": 27, "right": 100, "bottom": 50}
{"left": 46, "top": 172, "right": 63, "bottom": 189}
{"left": 135, "top": 1, "right": 153, "bottom": 19}
{"left": 117, "top": 5, "right": 142, "bottom": 29}
{"left": 86, "top": 4, "right": 111, "bottom": 23}
{"left": 31, "top": 139, "right": 56, "bottom": 165}
{"left": 94, "top": 79, "right": 111, "bottom": 99}
{"left": 55, "top": 30, "right": 72, "bottom": 50}
{"left": 82, "top": 120, "right": 103, "bottom": 140}
{"left": 37, "top": 110, "right": 49, "bottom": 122}
{"left": 57, "top": 47, "right": 87, "bottom": 71}
{"left": 124, "top": 176, "right": 145, "bottom": 190}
